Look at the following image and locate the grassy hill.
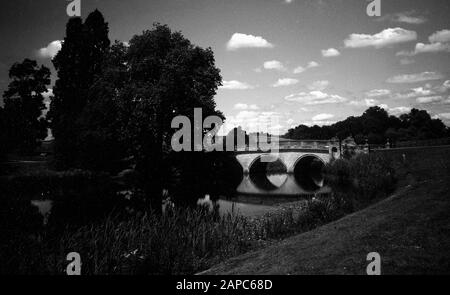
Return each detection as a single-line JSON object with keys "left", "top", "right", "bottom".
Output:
{"left": 200, "top": 146, "right": 450, "bottom": 274}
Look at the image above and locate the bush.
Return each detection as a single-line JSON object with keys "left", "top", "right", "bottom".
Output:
{"left": 325, "top": 153, "right": 397, "bottom": 206}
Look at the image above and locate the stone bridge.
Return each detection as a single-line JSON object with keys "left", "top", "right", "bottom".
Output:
{"left": 235, "top": 138, "right": 340, "bottom": 174}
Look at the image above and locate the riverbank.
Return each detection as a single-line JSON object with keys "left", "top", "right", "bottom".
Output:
{"left": 200, "top": 146, "right": 450, "bottom": 274}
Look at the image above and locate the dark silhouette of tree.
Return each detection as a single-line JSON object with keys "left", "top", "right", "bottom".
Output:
{"left": 285, "top": 106, "right": 449, "bottom": 144}
{"left": 49, "top": 10, "right": 110, "bottom": 168}
{"left": 0, "top": 106, "right": 8, "bottom": 157}
{"left": 2, "top": 59, "right": 50, "bottom": 154}
{"left": 76, "top": 42, "right": 128, "bottom": 170}
{"left": 117, "top": 24, "right": 223, "bottom": 211}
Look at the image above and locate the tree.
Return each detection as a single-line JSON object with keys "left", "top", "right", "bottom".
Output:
{"left": 2, "top": 59, "right": 50, "bottom": 154}
{"left": 76, "top": 42, "right": 128, "bottom": 170}
{"left": 284, "top": 106, "right": 449, "bottom": 144}
{"left": 119, "top": 24, "right": 223, "bottom": 211}
{"left": 0, "top": 107, "right": 8, "bottom": 157}
{"left": 49, "top": 10, "right": 110, "bottom": 168}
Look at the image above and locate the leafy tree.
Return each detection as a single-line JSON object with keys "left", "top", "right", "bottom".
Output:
{"left": 76, "top": 42, "right": 128, "bottom": 170}
{"left": 49, "top": 10, "right": 110, "bottom": 168}
{"left": 2, "top": 59, "right": 50, "bottom": 154}
{"left": 118, "top": 24, "right": 223, "bottom": 211}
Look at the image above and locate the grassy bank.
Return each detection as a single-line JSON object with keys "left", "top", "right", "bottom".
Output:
{"left": 200, "top": 146, "right": 450, "bottom": 274}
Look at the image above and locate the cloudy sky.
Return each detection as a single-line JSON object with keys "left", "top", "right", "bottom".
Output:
{"left": 1, "top": 0, "right": 450, "bottom": 134}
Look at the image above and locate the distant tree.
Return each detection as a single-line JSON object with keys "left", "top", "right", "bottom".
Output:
{"left": 118, "top": 24, "right": 223, "bottom": 211}
{"left": 49, "top": 10, "right": 110, "bottom": 168}
{"left": 284, "top": 106, "right": 449, "bottom": 144}
{"left": 2, "top": 59, "right": 50, "bottom": 154}
{"left": 400, "top": 108, "right": 447, "bottom": 139}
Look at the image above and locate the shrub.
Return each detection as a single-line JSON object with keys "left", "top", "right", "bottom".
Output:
{"left": 324, "top": 153, "right": 397, "bottom": 206}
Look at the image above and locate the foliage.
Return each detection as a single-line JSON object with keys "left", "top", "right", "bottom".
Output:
{"left": 2, "top": 59, "right": 51, "bottom": 154}
{"left": 49, "top": 10, "right": 110, "bottom": 168}
{"left": 325, "top": 153, "right": 397, "bottom": 206}
{"left": 0, "top": 192, "right": 353, "bottom": 275}
{"left": 285, "top": 106, "right": 449, "bottom": 144}
{"left": 113, "top": 23, "right": 223, "bottom": 209}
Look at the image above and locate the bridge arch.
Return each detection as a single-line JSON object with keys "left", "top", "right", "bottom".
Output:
{"left": 248, "top": 155, "right": 288, "bottom": 191}
{"left": 292, "top": 154, "right": 326, "bottom": 191}
{"left": 248, "top": 154, "right": 286, "bottom": 174}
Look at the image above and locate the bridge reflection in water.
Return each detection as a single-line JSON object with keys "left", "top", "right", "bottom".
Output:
{"left": 198, "top": 138, "right": 339, "bottom": 216}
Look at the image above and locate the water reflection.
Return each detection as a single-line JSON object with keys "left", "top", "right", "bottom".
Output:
{"left": 197, "top": 156, "right": 331, "bottom": 217}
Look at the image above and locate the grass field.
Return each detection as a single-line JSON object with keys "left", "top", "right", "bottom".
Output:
{"left": 200, "top": 146, "right": 450, "bottom": 274}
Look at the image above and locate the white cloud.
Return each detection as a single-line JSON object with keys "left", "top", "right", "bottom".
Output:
{"left": 416, "top": 96, "right": 445, "bottom": 104}
{"left": 226, "top": 33, "right": 274, "bottom": 50}
{"left": 284, "top": 91, "right": 347, "bottom": 105}
{"left": 349, "top": 98, "right": 380, "bottom": 107}
{"left": 38, "top": 40, "right": 62, "bottom": 59}
{"left": 388, "top": 106, "right": 411, "bottom": 116}
{"left": 415, "top": 42, "right": 450, "bottom": 54}
{"left": 321, "top": 48, "right": 340, "bottom": 57}
{"left": 344, "top": 28, "right": 417, "bottom": 48}
{"left": 429, "top": 29, "right": 450, "bottom": 43}
{"left": 386, "top": 72, "right": 444, "bottom": 84}
{"left": 397, "top": 42, "right": 450, "bottom": 56}
{"left": 377, "top": 11, "right": 427, "bottom": 25}
{"left": 395, "top": 14, "right": 426, "bottom": 25}
{"left": 263, "top": 60, "right": 286, "bottom": 71}
{"left": 234, "top": 103, "right": 259, "bottom": 110}
{"left": 293, "top": 61, "right": 319, "bottom": 74}
{"left": 307, "top": 61, "right": 319, "bottom": 68}
{"left": 272, "top": 78, "right": 299, "bottom": 87}
{"left": 437, "top": 113, "right": 450, "bottom": 120}
{"left": 396, "top": 29, "right": 450, "bottom": 56}
{"left": 411, "top": 86, "right": 434, "bottom": 96}
{"left": 366, "top": 89, "right": 391, "bottom": 97}
{"left": 221, "top": 110, "right": 283, "bottom": 135}
{"left": 308, "top": 80, "right": 329, "bottom": 91}
{"left": 293, "top": 66, "right": 305, "bottom": 74}
{"left": 312, "top": 113, "right": 334, "bottom": 121}
{"left": 220, "top": 80, "right": 254, "bottom": 90}
{"left": 284, "top": 0, "right": 294, "bottom": 3}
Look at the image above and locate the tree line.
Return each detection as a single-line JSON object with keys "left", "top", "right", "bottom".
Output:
{"left": 284, "top": 106, "right": 450, "bottom": 145}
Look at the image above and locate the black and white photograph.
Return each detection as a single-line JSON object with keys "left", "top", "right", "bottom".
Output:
{"left": 0, "top": 0, "right": 450, "bottom": 282}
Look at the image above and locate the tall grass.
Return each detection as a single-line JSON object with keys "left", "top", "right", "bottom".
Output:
{"left": 324, "top": 153, "right": 398, "bottom": 207}
{"left": 1, "top": 195, "right": 353, "bottom": 275}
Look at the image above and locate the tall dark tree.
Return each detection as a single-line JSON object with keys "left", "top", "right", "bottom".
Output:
{"left": 0, "top": 106, "right": 8, "bottom": 157}
{"left": 119, "top": 24, "right": 223, "bottom": 211}
{"left": 2, "top": 59, "right": 50, "bottom": 154}
{"left": 49, "top": 10, "right": 110, "bottom": 168}
{"left": 76, "top": 42, "right": 128, "bottom": 170}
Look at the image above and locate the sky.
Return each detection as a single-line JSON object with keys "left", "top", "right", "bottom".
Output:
{"left": 1, "top": 0, "right": 450, "bottom": 135}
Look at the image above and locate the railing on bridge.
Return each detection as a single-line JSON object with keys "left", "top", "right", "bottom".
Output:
{"left": 235, "top": 138, "right": 340, "bottom": 153}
